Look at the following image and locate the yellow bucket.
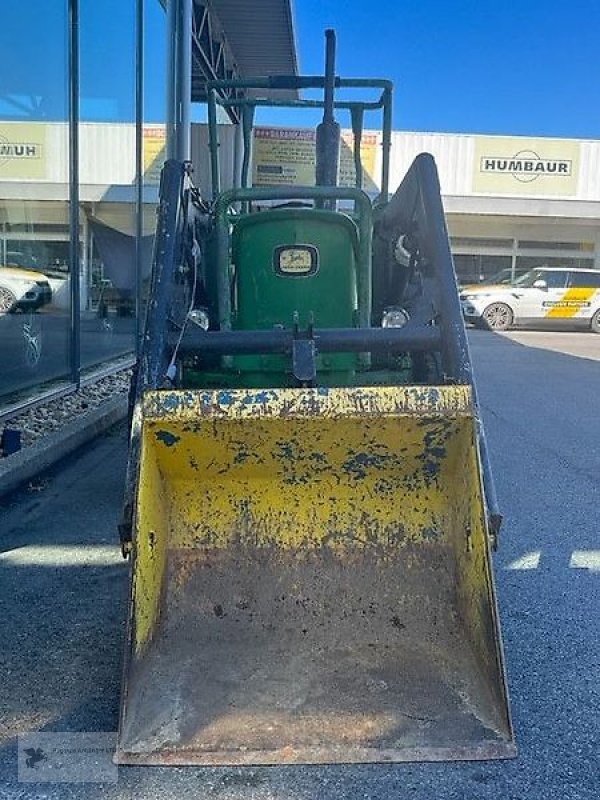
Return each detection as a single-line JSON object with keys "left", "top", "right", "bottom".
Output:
{"left": 116, "top": 385, "right": 514, "bottom": 765}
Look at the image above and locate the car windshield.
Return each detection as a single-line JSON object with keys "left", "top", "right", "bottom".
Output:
{"left": 514, "top": 269, "right": 548, "bottom": 288}
{"left": 5, "top": 252, "right": 47, "bottom": 274}
{"left": 474, "top": 268, "right": 528, "bottom": 286}
{"left": 481, "top": 269, "right": 513, "bottom": 285}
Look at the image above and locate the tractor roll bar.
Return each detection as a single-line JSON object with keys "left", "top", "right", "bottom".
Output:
{"left": 218, "top": 97, "right": 385, "bottom": 111}
{"left": 205, "top": 76, "right": 393, "bottom": 92}
{"left": 206, "top": 75, "right": 393, "bottom": 202}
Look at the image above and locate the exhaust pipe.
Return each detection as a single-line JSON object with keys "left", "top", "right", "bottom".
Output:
{"left": 315, "top": 29, "right": 340, "bottom": 208}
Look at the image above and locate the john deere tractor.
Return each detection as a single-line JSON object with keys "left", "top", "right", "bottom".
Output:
{"left": 116, "top": 31, "right": 515, "bottom": 766}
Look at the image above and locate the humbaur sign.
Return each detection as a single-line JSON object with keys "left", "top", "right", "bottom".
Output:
{"left": 480, "top": 150, "right": 571, "bottom": 182}
{"left": 473, "top": 136, "right": 579, "bottom": 196}
{"left": 0, "top": 124, "right": 46, "bottom": 179}
{"left": 0, "top": 141, "right": 42, "bottom": 160}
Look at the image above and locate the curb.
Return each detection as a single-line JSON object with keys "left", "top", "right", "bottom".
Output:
{"left": 0, "top": 395, "right": 129, "bottom": 500}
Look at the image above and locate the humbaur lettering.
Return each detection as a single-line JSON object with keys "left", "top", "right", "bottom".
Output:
{"left": 480, "top": 151, "right": 571, "bottom": 182}
{"left": 0, "top": 142, "right": 41, "bottom": 159}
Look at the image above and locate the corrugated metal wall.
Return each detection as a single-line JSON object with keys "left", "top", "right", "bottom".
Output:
{"left": 80, "top": 123, "right": 136, "bottom": 186}
{"left": 190, "top": 124, "right": 237, "bottom": 197}
{"left": 1, "top": 121, "right": 600, "bottom": 205}
{"left": 577, "top": 140, "right": 600, "bottom": 201}
{"left": 389, "top": 131, "right": 600, "bottom": 202}
{"left": 389, "top": 132, "right": 475, "bottom": 196}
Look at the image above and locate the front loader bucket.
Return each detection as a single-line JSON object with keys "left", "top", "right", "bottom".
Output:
{"left": 116, "top": 386, "right": 515, "bottom": 765}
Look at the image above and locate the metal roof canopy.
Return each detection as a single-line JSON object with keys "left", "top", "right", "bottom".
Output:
{"left": 191, "top": 0, "right": 298, "bottom": 114}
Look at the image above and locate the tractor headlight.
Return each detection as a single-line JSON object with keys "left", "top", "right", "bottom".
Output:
{"left": 381, "top": 307, "right": 410, "bottom": 328}
{"left": 188, "top": 308, "right": 210, "bottom": 330}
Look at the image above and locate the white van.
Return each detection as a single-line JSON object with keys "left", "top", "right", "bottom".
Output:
{"left": 460, "top": 267, "right": 600, "bottom": 333}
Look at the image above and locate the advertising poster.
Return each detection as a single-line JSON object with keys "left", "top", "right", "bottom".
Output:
{"left": 253, "top": 127, "right": 316, "bottom": 186}
{"left": 473, "top": 136, "right": 580, "bottom": 196}
{"left": 253, "top": 126, "right": 381, "bottom": 192}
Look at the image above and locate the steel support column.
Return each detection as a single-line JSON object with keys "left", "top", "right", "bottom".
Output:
{"left": 135, "top": 0, "right": 144, "bottom": 356}
{"left": 167, "top": 0, "right": 192, "bottom": 161}
{"left": 191, "top": 0, "right": 242, "bottom": 123}
{"left": 68, "top": 0, "right": 81, "bottom": 386}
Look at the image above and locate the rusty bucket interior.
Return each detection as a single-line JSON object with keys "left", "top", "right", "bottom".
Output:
{"left": 116, "top": 386, "right": 515, "bottom": 765}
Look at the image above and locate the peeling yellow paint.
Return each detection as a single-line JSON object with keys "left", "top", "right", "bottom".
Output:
{"left": 142, "top": 385, "right": 474, "bottom": 421}
{"left": 123, "top": 383, "right": 511, "bottom": 760}
{"left": 131, "top": 436, "right": 168, "bottom": 652}
{"left": 131, "top": 385, "right": 497, "bottom": 672}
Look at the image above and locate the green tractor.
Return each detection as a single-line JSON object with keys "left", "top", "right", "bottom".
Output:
{"left": 116, "top": 31, "right": 514, "bottom": 766}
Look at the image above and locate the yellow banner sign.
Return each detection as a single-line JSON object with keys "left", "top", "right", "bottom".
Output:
{"left": 143, "top": 126, "right": 166, "bottom": 185}
{"left": 473, "top": 136, "right": 580, "bottom": 196}
{"left": 0, "top": 123, "right": 47, "bottom": 179}
{"left": 340, "top": 130, "right": 379, "bottom": 192}
{"left": 253, "top": 126, "right": 380, "bottom": 192}
{"left": 253, "top": 127, "right": 315, "bottom": 186}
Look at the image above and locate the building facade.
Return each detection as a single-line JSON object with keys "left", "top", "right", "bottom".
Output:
{"left": 1, "top": 3, "right": 598, "bottom": 411}
{"left": 0, "top": 0, "right": 297, "bottom": 410}
{"left": 392, "top": 131, "right": 600, "bottom": 283}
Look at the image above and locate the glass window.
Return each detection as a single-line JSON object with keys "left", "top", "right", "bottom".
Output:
{"left": 79, "top": 0, "right": 137, "bottom": 370}
{"left": 452, "top": 254, "right": 512, "bottom": 285}
{"left": 0, "top": 5, "right": 71, "bottom": 404}
{"left": 478, "top": 267, "right": 529, "bottom": 285}
{"left": 569, "top": 270, "right": 600, "bottom": 288}
{"left": 518, "top": 240, "right": 595, "bottom": 252}
{"left": 141, "top": 0, "right": 168, "bottom": 316}
{"left": 543, "top": 270, "right": 569, "bottom": 289}
{"left": 450, "top": 237, "right": 513, "bottom": 249}
{"left": 6, "top": 239, "right": 70, "bottom": 276}
{"left": 516, "top": 255, "right": 595, "bottom": 273}
{"left": 515, "top": 269, "right": 568, "bottom": 289}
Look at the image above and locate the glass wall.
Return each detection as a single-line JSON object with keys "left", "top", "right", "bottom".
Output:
{"left": 515, "top": 240, "right": 595, "bottom": 275}
{"left": 79, "top": 0, "right": 137, "bottom": 370}
{"left": 451, "top": 234, "right": 597, "bottom": 287}
{"left": 141, "top": 0, "right": 168, "bottom": 313}
{"left": 452, "top": 254, "right": 513, "bottom": 286}
{"left": 0, "top": 2, "right": 71, "bottom": 401}
{"left": 0, "top": 0, "right": 168, "bottom": 409}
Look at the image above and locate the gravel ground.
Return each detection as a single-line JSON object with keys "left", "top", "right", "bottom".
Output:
{"left": 0, "top": 370, "right": 132, "bottom": 451}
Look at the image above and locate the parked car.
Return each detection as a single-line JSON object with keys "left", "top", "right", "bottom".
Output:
{"left": 0, "top": 266, "right": 52, "bottom": 313}
{"left": 460, "top": 266, "right": 600, "bottom": 332}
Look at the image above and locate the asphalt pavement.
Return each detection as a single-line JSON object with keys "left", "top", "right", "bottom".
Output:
{"left": 0, "top": 329, "right": 598, "bottom": 799}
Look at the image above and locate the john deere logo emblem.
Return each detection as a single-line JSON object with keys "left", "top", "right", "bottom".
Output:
{"left": 274, "top": 245, "right": 319, "bottom": 277}
{"left": 480, "top": 150, "right": 571, "bottom": 183}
